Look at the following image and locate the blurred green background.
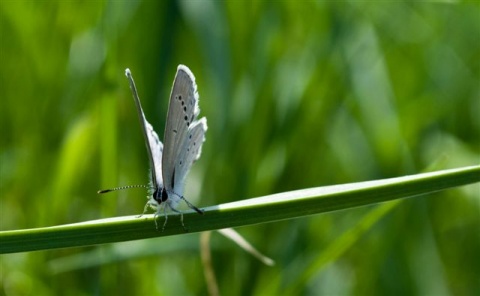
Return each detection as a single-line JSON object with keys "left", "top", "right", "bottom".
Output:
{"left": 1, "top": 1, "right": 479, "bottom": 295}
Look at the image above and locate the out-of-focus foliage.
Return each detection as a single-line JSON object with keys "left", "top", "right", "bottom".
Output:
{"left": 1, "top": 1, "right": 478, "bottom": 295}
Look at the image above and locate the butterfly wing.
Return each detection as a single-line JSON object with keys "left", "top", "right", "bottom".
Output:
{"left": 125, "top": 69, "right": 163, "bottom": 190}
{"left": 173, "top": 117, "right": 207, "bottom": 195}
{"left": 162, "top": 65, "right": 205, "bottom": 194}
{"left": 144, "top": 121, "right": 164, "bottom": 189}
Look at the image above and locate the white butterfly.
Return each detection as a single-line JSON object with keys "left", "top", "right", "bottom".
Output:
{"left": 100, "top": 65, "right": 207, "bottom": 231}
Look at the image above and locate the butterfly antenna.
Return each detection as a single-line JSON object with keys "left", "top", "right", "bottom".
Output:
{"left": 184, "top": 198, "right": 204, "bottom": 215}
{"left": 97, "top": 184, "right": 149, "bottom": 194}
{"left": 168, "top": 191, "right": 204, "bottom": 215}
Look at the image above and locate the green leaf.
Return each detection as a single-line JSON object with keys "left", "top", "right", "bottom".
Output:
{"left": 1, "top": 165, "right": 478, "bottom": 254}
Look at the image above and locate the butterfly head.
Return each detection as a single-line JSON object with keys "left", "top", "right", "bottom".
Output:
{"left": 153, "top": 187, "right": 169, "bottom": 204}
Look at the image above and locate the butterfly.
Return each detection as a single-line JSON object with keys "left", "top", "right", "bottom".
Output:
{"left": 99, "top": 65, "right": 207, "bottom": 231}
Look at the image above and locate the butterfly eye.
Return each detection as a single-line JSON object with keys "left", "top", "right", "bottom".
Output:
{"left": 161, "top": 188, "right": 169, "bottom": 202}
{"left": 153, "top": 189, "right": 162, "bottom": 203}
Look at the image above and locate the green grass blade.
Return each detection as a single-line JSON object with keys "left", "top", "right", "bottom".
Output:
{"left": 1, "top": 165, "right": 479, "bottom": 254}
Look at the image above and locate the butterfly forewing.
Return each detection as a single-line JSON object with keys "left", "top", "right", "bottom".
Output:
{"left": 162, "top": 65, "right": 203, "bottom": 193}
{"left": 125, "top": 69, "right": 164, "bottom": 190}
{"left": 144, "top": 121, "right": 164, "bottom": 189}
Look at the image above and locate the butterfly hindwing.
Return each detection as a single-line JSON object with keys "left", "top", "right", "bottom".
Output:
{"left": 173, "top": 117, "right": 207, "bottom": 195}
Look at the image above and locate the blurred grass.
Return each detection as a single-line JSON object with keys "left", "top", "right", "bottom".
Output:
{"left": 1, "top": 1, "right": 479, "bottom": 295}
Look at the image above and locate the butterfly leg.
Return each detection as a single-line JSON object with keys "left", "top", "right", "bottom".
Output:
{"left": 153, "top": 211, "right": 160, "bottom": 230}
{"left": 137, "top": 201, "right": 151, "bottom": 218}
{"left": 169, "top": 207, "right": 188, "bottom": 232}
{"left": 160, "top": 206, "right": 169, "bottom": 232}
